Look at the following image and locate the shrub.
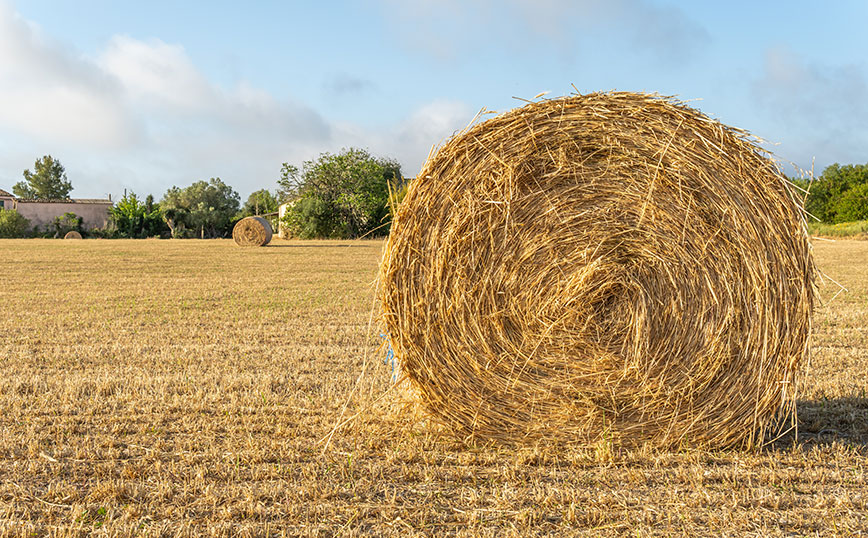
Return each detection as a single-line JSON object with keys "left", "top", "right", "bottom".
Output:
{"left": 0, "top": 209, "right": 30, "bottom": 238}
{"left": 282, "top": 148, "right": 403, "bottom": 239}
{"left": 52, "top": 212, "right": 82, "bottom": 238}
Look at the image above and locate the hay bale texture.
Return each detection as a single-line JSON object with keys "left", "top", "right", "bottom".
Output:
{"left": 233, "top": 216, "right": 272, "bottom": 247}
{"left": 63, "top": 231, "right": 82, "bottom": 240}
{"left": 380, "top": 91, "right": 815, "bottom": 449}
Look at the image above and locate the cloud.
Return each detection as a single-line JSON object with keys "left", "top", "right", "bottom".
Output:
{"left": 380, "top": 0, "right": 709, "bottom": 65}
{"left": 324, "top": 73, "right": 375, "bottom": 96}
{"left": 97, "top": 35, "right": 332, "bottom": 143}
{"left": 334, "top": 99, "right": 474, "bottom": 176}
{"left": 0, "top": 2, "right": 471, "bottom": 198}
{"left": 622, "top": 1, "right": 710, "bottom": 63}
{"left": 0, "top": 1, "right": 138, "bottom": 148}
{"left": 752, "top": 46, "right": 868, "bottom": 167}
{"left": 390, "top": 100, "right": 475, "bottom": 172}
{"left": 0, "top": 2, "right": 334, "bottom": 197}
{"left": 99, "top": 35, "right": 215, "bottom": 111}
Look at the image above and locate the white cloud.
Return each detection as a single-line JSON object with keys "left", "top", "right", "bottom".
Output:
{"left": 0, "top": 2, "right": 474, "bottom": 198}
{"left": 324, "top": 73, "right": 375, "bottom": 96}
{"left": 380, "top": 0, "right": 709, "bottom": 65}
{"left": 99, "top": 35, "right": 215, "bottom": 110}
{"left": 0, "top": 1, "right": 137, "bottom": 148}
{"left": 334, "top": 99, "right": 474, "bottom": 177}
{"left": 752, "top": 46, "right": 868, "bottom": 167}
{"left": 0, "top": 2, "right": 334, "bottom": 197}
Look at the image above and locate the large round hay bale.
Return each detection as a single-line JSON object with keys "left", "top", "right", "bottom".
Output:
{"left": 63, "top": 231, "right": 82, "bottom": 240}
{"left": 233, "top": 216, "right": 272, "bottom": 247}
{"left": 380, "top": 91, "right": 815, "bottom": 449}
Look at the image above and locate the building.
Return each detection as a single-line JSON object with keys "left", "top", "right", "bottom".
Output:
{"left": 0, "top": 188, "right": 113, "bottom": 232}
{"left": 277, "top": 201, "right": 297, "bottom": 239}
{"left": 0, "top": 189, "right": 13, "bottom": 210}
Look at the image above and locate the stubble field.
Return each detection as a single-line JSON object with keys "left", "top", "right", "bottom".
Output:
{"left": 0, "top": 238, "right": 866, "bottom": 537}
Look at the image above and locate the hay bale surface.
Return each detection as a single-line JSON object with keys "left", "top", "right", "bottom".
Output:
{"left": 380, "top": 91, "right": 815, "bottom": 449}
{"left": 63, "top": 231, "right": 82, "bottom": 240}
{"left": 233, "top": 216, "right": 272, "bottom": 247}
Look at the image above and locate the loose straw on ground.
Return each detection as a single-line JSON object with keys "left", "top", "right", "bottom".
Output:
{"left": 233, "top": 216, "right": 272, "bottom": 247}
{"left": 379, "top": 91, "right": 816, "bottom": 449}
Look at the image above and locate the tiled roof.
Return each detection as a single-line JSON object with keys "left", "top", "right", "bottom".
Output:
{"left": 0, "top": 189, "right": 12, "bottom": 197}
{"left": 15, "top": 198, "right": 112, "bottom": 204}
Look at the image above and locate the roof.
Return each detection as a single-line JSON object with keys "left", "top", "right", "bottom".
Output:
{"left": 0, "top": 189, "right": 12, "bottom": 198}
{"left": 14, "top": 198, "right": 112, "bottom": 204}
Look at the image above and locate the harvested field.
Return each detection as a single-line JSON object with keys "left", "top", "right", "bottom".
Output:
{"left": 0, "top": 238, "right": 866, "bottom": 536}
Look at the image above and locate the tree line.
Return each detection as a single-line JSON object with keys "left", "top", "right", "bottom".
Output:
{"left": 9, "top": 153, "right": 862, "bottom": 241}
{"left": 791, "top": 163, "right": 868, "bottom": 223}
{"left": 0, "top": 149, "right": 407, "bottom": 239}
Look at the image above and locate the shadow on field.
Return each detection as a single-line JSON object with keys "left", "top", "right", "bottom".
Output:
{"left": 787, "top": 396, "right": 868, "bottom": 447}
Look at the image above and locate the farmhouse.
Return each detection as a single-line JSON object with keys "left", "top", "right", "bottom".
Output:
{"left": 0, "top": 189, "right": 13, "bottom": 210}
{"left": 0, "top": 188, "right": 112, "bottom": 231}
{"left": 277, "top": 201, "right": 293, "bottom": 239}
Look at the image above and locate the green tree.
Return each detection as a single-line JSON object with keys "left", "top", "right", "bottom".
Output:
{"left": 794, "top": 163, "right": 868, "bottom": 223}
{"left": 831, "top": 183, "right": 868, "bottom": 222}
{"left": 282, "top": 148, "right": 403, "bottom": 239}
{"left": 109, "top": 192, "right": 167, "bottom": 238}
{"left": 242, "top": 189, "right": 279, "bottom": 216}
{"left": 13, "top": 155, "right": 73, "bottom": 200}
{"left": 160, "top": 178, "right": 240, "bottom": 238}
{"left": 276, "top": 162, "right": 301, "bottom": 203}
{"left": 0, "top": 209, "right": 30, "bottom": 238}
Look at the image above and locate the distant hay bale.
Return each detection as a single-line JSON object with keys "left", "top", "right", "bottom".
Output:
{"left": 379, "top": 91, "right": 816, "bottom": 449}
{"left": 233, "top": 216, "right": 272, "bottom": 247}
{"left": 63, "top": 231, "right": 82, "bottom": 240}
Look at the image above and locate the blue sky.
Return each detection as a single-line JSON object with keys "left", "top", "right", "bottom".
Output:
{"left": 1, "top": 0, "right": 866, "bottom": 199}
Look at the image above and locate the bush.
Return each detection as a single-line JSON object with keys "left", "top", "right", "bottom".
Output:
{"left": 87, "top": 227, "right": 118, "bottom": 239}
{"left": 110, "top": 193, "right": 167, "bottom": 238}
{"left": 0, "top": 209, "right": 31, "bottom": 238}
{"left": 284, "top": 196, "right": 344, "bottom": 239}
{"left": 52, "top": 212, "right": 82, "bottom": 238}
{"left": 282, "top": 148, "right": 403, "bottom": 239}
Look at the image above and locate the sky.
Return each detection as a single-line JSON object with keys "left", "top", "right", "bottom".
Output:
{"left": 0, "top": 0, "right": 866, "bottom": 200}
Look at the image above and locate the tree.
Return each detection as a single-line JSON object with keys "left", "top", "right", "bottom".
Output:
{"left": 794, "top": 163, "right": 868, "bottom": 223}
{"left": 160, "top": 178, "right": 241, "bottom": 238}
{"left": 109, "top": 192, "right": 167, "bottom": 238}
{"left": 13, "top": 155, "right": 73, "bottom": 200}
{"left": 831, "top": 183, "right": 868, "bottom": 222}
{"left": 0, "top": 209, "right": 30, "bottom": 238}
{"left": 243, "top": 189, "right": 279, "bottom": 217}
{"left": 276, "top": 162, "right": 301, "bottom": 203}
{"left": 282, "top": 148, "right": 404, "bottom": 239}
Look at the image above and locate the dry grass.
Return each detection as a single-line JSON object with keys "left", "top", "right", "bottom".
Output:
{"left": 0, "top": 238, "right": 865, "bottom": 537}
{"left": 809, "top": 220, "right": 868, "bottom": 240}
{"left": 381, "top": 92, "right": 814, "bottom": 449}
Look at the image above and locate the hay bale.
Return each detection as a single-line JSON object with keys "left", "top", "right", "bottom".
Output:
{"left": 233, "top": 216, "right": 272, "bottom": 247}
{"left": 380, "top": 91, "right": 815, "bottom": 449}
{"left": 63, "top": 231, "right": 82, "bottom": 240}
